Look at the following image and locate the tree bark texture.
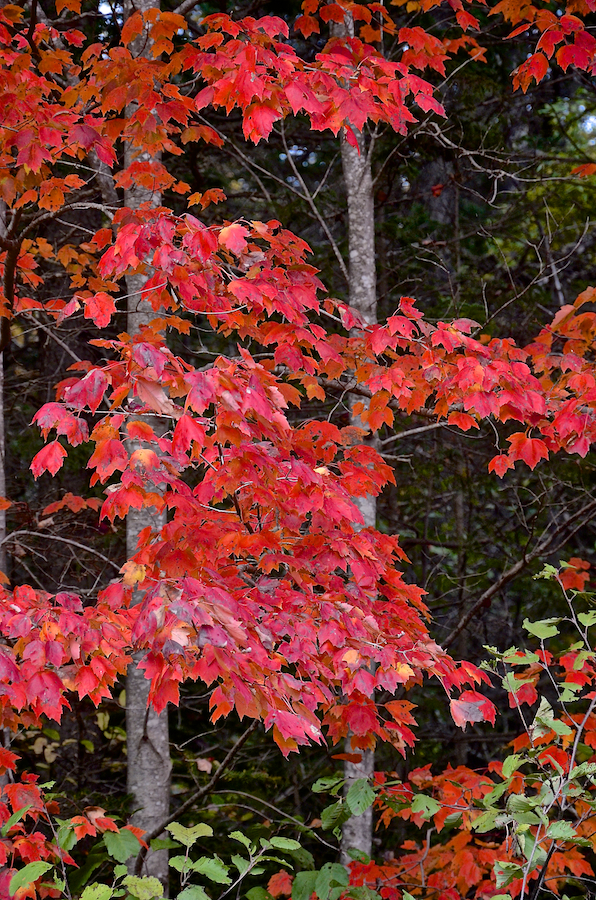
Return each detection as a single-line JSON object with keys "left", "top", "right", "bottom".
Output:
{"left": 124, "top": 0, "right": 171, "bottom": 886}
{"left": 331, "top": 15, "right": 377, "bottom": 868}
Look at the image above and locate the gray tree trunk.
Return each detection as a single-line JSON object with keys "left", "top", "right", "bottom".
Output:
{"left": 331, "top": 16, "right": 377, "bottom": 868}
{"left": 124, "top": 0, "right": 170, "bottom": 886}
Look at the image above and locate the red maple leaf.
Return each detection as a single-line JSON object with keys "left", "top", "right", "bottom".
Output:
{"left": 450, "top": 691, "right": 496, "bottom": 730}
{"left": 84, "top": 292, "right": 117, "bottom": 328}
{"left": 507, "top": 432, "right": 549, "bottom": 469}
{"left": 31, "top": 441, "right": 67, "bottom": 478}
{"left": 219, "top": 223, "right": 250, "bottom": 255}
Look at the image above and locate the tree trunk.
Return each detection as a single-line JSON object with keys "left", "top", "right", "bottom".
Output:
{"left": 331, "top": 15, "right": 377, "bottom": 868}
{"left": 124, "top": 0, "right": 170, "bottom": 887}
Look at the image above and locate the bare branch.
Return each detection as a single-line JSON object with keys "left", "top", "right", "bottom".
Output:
{"left": 2, "top": 530, "right": 121, "bottom": 572}
{"left": 443, "top": 498, "right": 596, "bottom": 648}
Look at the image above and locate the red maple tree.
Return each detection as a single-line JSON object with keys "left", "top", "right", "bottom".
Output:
{"left": 2, "top": 0, "right": 596, "bottom": 893}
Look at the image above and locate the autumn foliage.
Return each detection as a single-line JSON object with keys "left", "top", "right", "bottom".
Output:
{"left": 4, "top": 0, "right": 596, "bottom": 895}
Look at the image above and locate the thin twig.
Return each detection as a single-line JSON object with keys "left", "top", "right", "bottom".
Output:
{"left": 443, "top": 498, "right": 596, "bottom": 648}
{"left": 280, "top": 123, "right": 349, "bottom": 284}
{"left": 2, "top": 530, "right": 120, "bottom": 572}
{"left": 29, "top": 317, "right": 82, "bottom": 363}
{"left": 379, "top": 422, "right": 446, "bottom": 445}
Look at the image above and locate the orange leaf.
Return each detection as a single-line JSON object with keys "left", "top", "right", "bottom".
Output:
{"left": 121, "top": 11, "right": 143, "bottom": 44}
{"left": 268, "top": 872, "right": 294, "bottom": 897}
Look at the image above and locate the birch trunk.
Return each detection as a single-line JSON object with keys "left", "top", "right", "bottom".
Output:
{"left": 124, "top": 0, "right": 170, "bottom": 886}
{"left": 331, "top": 16, "right": 377, "bottom": 868}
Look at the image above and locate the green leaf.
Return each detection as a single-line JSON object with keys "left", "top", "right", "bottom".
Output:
{"left": 231, "top": 854, "right": 249, "bottom": 875}
{"left": 246, "top": 889, "right": 271, "bottom": 900}
{"left": 314, "top": 863, "right": 348, "bottom": 900}
{"left": 547, "top": 821, "right": 579, "bottom": 841}
{"left": 269, "top": 837, "right": 302, "bottom": 851}
{"left": 292, "top": 872, "right": 318, "bottom": 900}
{"left": 502, "top": 673, "right": 535, "bottom": 696}
{"left": 548, "top": 718, "right": 574, "bottom": 737}
{"left": 578, "top": 611, "right": 596, "bottom": 627}
{"left": 345, "top": 780, "right": 375, "bottom": 817}
{"left": 410, "top": 794, "right": 441, "bottom": 820}
{"left": 312, "top": 777, "right": 344, "bottom": 796}
{"left": 320, "top": 800, "right": 346, "bottom": 832}
{"left": 520, "top": 833, "right": 547, "bottom": 868}
{"left": 177, "top": 889, "right": 210, "bottom": 900}
{"left": 483, "top": 779, "right": 511, "bottom": 807}
{"left": 534, "top": 564, "right": 559, "bottom": 581}
{"left": 493, "top": 861, "right": 524, "bottom": 889}
{"left": 1, "top": 804, "right": 33, "bottom": 837}
{"left": 508, "top": 793, "right": 541, "bottom": 813}
{"left": 530, "top": 697, "right": 573, "bottom": 739}
{"left": 502, "top": 754, "right": 523, "bottom": 779}
{"left": 170, "top": 857, "right": 194, "bottom": 874}
{"left": 472, "top": 809, "right": 499, "bottom": 833}
{"left": 560, "top": 682, "right": 583, "bottom": 703}
{"left": 502, "top": 650, "right": 539, "bottom": 665}
{"left": 347, "top": 888, "right": 380, "bottom": 900}
{"left": 442, "top": 812, "right": 463, "bottom": 829}
{"left": 574, "top": 650, "right": 595, "bottom": 669}
{"left": 80, "top": 884, "right": 113, "bottom": 900}
{"left": 229, "top": 831, "right": 252, "bottom": 849}
{"left": 513, "top": 812, "right": 542, "bottom": 825}
{"left": 150, "top": 837, "right": 181, "bottom": 851}
{"left": 523, "top": 617, "right": 561, "bottom": 639}
{"left": 123, "top": 876, "right": 164, "bottom": 900}
{"left": 346, "top": 849, "right": 370, "bottom": 863}
{"left": 288, "top": 848, "right": 315, "bottom": 871}
{"left": 259, "top": 856, "right": 291, "bottom": 868}
{"left": 104, "top": 829, "right": 142, "bottom": 863}
{"left": 166, "top": 822, "right": 213, "bottom": 847}
{"left": 9, "top": 862, "right": 53, "bottom": 895}
{"left": 57, "top": 823, "right": 77, "bottom": 852}
{"left": 192, "top": 857, "right": 231, "bottom": 884}
{"left": 569, "top": 761, "right": 596, "bottom": 779}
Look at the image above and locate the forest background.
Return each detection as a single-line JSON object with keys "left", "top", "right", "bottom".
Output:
{"left": 4, "top": 0, "right": 596, "bottom": 897}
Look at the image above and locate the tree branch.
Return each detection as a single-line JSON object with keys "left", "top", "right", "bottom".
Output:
{"left": 443, "top": 498, "right": 596, "bottom": 648}
{"left": 1, "top": 530, "right": 121, "bottom": 572}
{"left": 173, "top": 0, "right": 203, "bottom": 17}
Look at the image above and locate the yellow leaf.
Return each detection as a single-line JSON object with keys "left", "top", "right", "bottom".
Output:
{"left": 120, "top": 560, "right": 146, "bottom": 586}
{"left": 342, "top": 648, "right": 360, "bottom": 668}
